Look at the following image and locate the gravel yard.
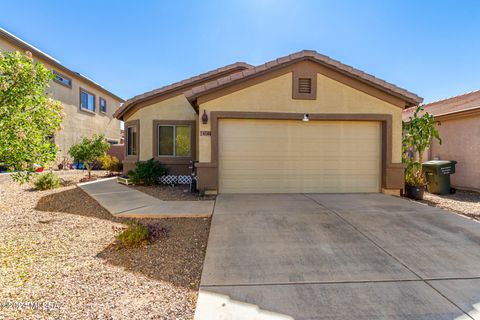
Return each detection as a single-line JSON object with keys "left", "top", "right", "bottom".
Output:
{"left": 0, "top": 170, "right": 210, "bottom": 319}
{"left": 130, "top": 184, "right": 216, "bottom": 201}
{"left": 415, "top": 189, "right": 480, "bottom": 220}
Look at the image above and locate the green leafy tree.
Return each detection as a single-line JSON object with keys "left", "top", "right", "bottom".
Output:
{"left": 0, "top": 51, "right": 64, "bottom": 182}
{"left": 68, "top": 134, "right": 110, "bottom": 179}
{"left": 402, "top": 105, "right": 441, "bottom": 186}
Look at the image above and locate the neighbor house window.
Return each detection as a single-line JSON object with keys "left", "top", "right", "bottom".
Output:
{"left": 126, "top": 126, "right": 137, "bottom": 156}
{"left": 158, "top": 125, "right": 191, "bottom": 157}
{"left": 53, "top": 71, "right": 72, "bottom": 88}
{"left": 100, "top": 97, "right": 107, "bottom": 113}
{"left": 80, "top": 89, "right": 96, "bottom": 112}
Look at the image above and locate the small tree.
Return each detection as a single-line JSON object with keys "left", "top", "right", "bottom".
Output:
{"left": 0, "top": 51, "right": 64, "bottom": 182}
{"left": 402, "top": 105, "right": 441, "bottom": 186}
{"left": 68, "top": 134, "right": 110, "bottom": 179}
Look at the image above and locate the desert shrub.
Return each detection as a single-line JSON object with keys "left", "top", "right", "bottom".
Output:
{"left": 116, "top": 221, "right": 149, "bottom": 247}
{"left": 128, "top": 159, "right": 166, "bottom": 185}
{"left": 99, "top": 154, "right": 120, "bottom": 173}
{"left": 34, "top": 172, "right": 61, "bottom": 190}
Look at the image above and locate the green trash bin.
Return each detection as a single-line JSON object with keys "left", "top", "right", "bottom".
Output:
{"left": 422, "top": 160, "right": 457, "bottom": 195}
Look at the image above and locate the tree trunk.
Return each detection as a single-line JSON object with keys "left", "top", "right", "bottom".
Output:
{"left": 418, "top": 151, "right": 424, "bottom": 185}
{"left": 86, "top": 164, "right": 91, "bottom": 179}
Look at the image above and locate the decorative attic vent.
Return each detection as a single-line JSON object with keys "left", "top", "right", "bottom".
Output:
{"left": 293, "top": 72, "right": 316, "bottom": 100}
{"left": 298, "top": 78, "right": 312, "bottom": 94}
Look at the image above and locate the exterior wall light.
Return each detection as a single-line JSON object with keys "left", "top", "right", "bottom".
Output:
{"left": 202, "top": 110, "right": 209, "bottom": 124}
{"left": 302, "top": 113, "right": 310, "bottom": 122}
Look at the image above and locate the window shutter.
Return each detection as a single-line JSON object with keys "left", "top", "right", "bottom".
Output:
{"left": 298, "top": 78, "right": 312, "bottom": 94}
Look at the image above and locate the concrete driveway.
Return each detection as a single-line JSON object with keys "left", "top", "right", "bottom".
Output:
{"left": 195, "top": 193, "right": 480, "bottom": 320}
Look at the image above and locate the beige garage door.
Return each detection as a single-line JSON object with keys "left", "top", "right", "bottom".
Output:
{"left": 218, "top": 119, "right": 382, "bottom": 193}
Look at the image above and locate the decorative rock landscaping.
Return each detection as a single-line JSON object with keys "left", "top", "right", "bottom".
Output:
{"left": 0, "top": 170, "right": 210, "bottom": 319}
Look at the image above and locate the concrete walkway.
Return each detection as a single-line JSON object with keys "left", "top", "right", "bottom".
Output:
{"left": 195, "top": 193, "right": 480, "bottom": 320}
{"left": 78, "top": 178, "right": 214, "bottom": 218}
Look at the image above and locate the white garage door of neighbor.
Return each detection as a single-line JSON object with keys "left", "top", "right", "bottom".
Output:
{"left": 218, "top": 119, "right": 382, "bottom": 193}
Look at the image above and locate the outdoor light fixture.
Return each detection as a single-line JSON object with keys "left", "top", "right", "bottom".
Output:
{"left": 202, "top": 110, "right": 209, "bottom": 124}
{"left": 302, "top": 113, "right": 310, "bottom": 122}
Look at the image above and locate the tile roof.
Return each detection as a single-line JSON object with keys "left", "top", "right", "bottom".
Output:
{"left": 185, "top": 50, "right": 423, "bottom": 105}
{"left": 403, "top": 90, "right": 480, "bottom": 121}
{"left": 0, "top": 27, "right": 124, "bottom": 102}
{"left": 113, "top": 62, "right": 251, "bottom": 119}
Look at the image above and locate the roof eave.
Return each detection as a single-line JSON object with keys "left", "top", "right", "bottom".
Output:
{"left": 114, "top": 64, "right": 252, "bottom": 120}
{"left": 187, "top": 55, "right": 423, "bottom": 106}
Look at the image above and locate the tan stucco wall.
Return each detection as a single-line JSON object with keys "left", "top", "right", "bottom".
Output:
{"left": 0, "top": 37, "right": 122, "bottom": 160}
{"left": 199, "top": 71, "right": 403, "bottom": 163}
{"left": 429, "top": 115, "right": 480, "bottom": 191}
{"left": 125, "top": 94, "right": 197, "bottom": 161}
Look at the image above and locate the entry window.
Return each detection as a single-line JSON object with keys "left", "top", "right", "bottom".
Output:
{"left": 80, "top": 89, "right": 96, "bottom": 112}
{"left": 158, "top": 125, "right": 191, "bottom": 157}
{"left": 126, "top": 126, "right": 137, "bottom": 156}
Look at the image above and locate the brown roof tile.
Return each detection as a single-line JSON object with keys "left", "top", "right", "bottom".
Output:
{"left": 113, "top": 62, "right": 252, "bottom": 119}
{"left": 185, "top": 50, "right": 423, "bottom": 105}
{"left": 403, "top": 90, "right": 480, "bottom": 121}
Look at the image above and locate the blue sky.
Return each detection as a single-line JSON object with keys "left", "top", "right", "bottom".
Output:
{"left": 2, "top": 0, "right": 479, "bottom": 103}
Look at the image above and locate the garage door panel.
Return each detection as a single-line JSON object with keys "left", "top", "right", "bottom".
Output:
{"left": 223, "top": 143, "right": 378, "bottom": 158}
{"left": 302, "top": 159, "right": 380, "bottom": 173}
{"left": 221, "top": 174, "right": 380, "bottom": 193}
{"left": 221, "top": 159, "right": 300, "bottom": 171}
{"left": 221, "top": 176, "right": 303, "bottom": 194}
{"left": 219, "top": 119, "right": 381, "bottom": 193}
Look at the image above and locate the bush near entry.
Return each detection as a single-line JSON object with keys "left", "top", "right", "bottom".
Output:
{"left": 128, "top": 159, "right": 166, "bottom": 186}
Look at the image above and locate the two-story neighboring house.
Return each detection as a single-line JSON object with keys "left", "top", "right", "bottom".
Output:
{"left": 0, "top": 28, "right": 124, "bottom": 161}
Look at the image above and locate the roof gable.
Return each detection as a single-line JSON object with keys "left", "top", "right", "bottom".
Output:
{"left": 186, "top": 50, "right": 422, "bottom": 106}
{"left": 113, "top": 62, "right": 252, "bottom": 119}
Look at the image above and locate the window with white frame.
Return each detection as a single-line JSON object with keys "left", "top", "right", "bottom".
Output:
{"left": 80, "top": 89, "right": 95, "bottom": 112}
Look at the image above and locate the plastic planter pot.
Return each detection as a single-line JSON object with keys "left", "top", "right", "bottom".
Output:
{"left": 117, "top": 176, "right": 133, "bottom": 185}
{"left": 405, "top": 185, "right": 425, "bottom": 200}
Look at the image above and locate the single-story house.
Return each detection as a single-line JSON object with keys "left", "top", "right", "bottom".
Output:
{"left": 114, "top": 50, "right": 422, "bottom": 194}
{"left": 403, "top": 90, "right": 480, "bottom": 191}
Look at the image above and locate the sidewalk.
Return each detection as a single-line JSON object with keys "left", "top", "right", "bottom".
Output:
{"left": 78, "top": 178, "right": 214, "bottom": 218}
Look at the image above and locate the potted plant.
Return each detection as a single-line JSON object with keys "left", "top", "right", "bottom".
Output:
{"left": 402, "top": 105, "right": 441, "bottom": 199}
